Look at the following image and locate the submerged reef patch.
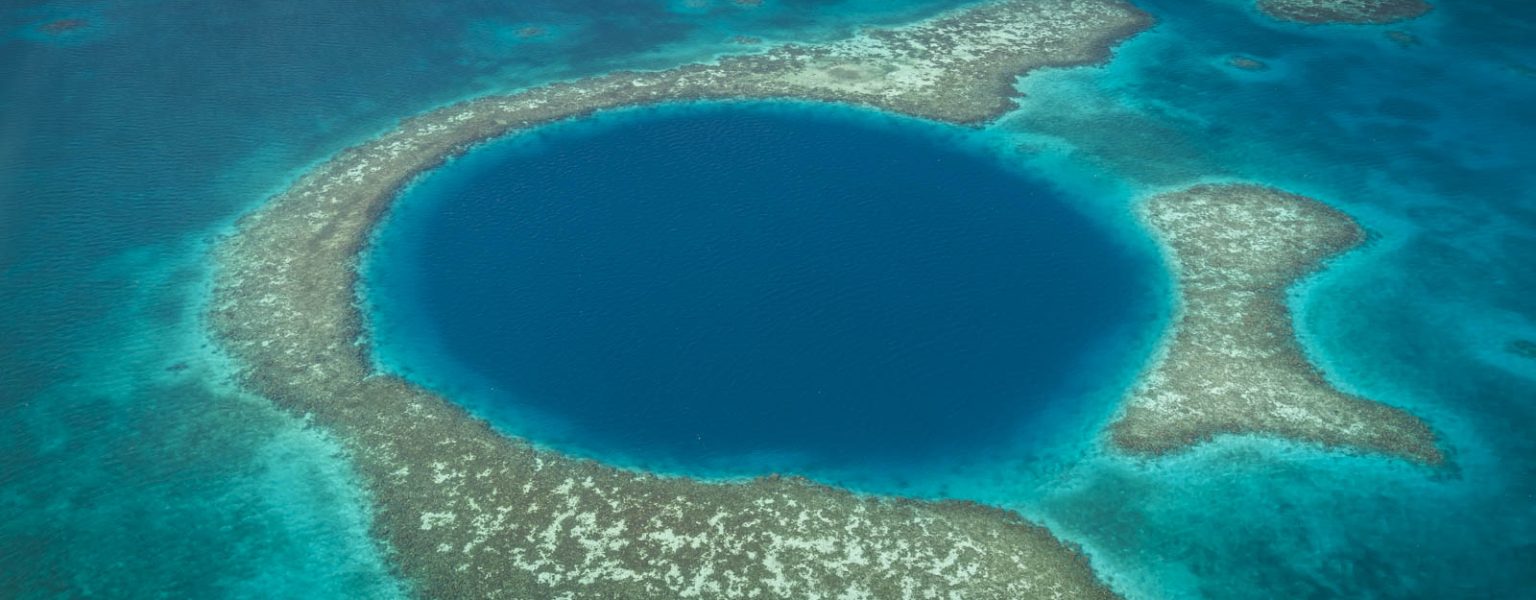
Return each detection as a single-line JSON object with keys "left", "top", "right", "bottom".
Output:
{"left": 39, "top": 18, "right": 89, "bottom": 35}
{"left": 1256, "top": 0, "right": 1433, "bottom": 24}
{"left": 211, "top": 1, "right": 1148, "bottom": 597}
{"left": 1109, "top": 184, "right": 1442, "bottom": 464}
{"left": 1508, "top": 340, "right": 1536, "bottom": 361}
{"left": 1385, "top": 29, "right": 1422, "bottom": 46}
{"left": 1226, "top": 55, "right": 1270, "bottom": 71}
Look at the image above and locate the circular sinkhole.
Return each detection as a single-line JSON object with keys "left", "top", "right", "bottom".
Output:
{"left": 365, "top": 103, "right": 1159, "bottom": 480}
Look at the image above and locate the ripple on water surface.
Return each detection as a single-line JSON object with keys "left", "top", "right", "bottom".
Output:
{"left": 365, "top": 103, "right": 1161, "bottom": 481}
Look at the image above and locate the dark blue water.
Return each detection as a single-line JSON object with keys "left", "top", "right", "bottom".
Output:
{"left": 0, "top": 2, "right": 973, "bottom": 596}
{"left": 6, "top": 0, "right": 1536, "bottom": 597}
{"left": 369, "top": 104, "right": 1156, "bottom": 475}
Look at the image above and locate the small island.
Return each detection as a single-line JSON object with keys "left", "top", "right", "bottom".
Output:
{"left": 1257, "top": 0, "right": 1433, "bottom": 24}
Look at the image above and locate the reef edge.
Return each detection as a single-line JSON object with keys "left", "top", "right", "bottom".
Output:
{"left": 209, "top": 1, "right": 1150, "bottom": 597}
{"left": 1256, "top": 0, "right": 1434, "bottom": 25}
{"left": 1108, "top": 184, "right": 1443, "bottom": 465}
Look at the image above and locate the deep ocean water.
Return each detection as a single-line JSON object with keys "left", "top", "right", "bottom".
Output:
{"left": 2, "top": 0, "right": 1534, "bottom": 597}
{"left": 364, "top": 104, "right": 1161, "bottom": 479}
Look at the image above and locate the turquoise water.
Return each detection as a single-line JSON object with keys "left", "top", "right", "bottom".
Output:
{"left": 365, "top": 103, "right": 1162, "bottom": 479}
{"left": 3, "top": 0, "right": 1535, "bottom": 597}
{"left": 997, "top": 1, "right": 1536, "bottom": 596}
{"left": 0, "top": 1, "right": 972, "bottom": 597}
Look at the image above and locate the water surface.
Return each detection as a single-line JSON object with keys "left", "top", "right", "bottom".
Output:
{"left": 367, "top": 104, "right": 1161, "bottom": 478}
{"left": 5, "top": 0, "right": 1536, "bottom": 596}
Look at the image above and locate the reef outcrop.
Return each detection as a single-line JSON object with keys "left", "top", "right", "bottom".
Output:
{"left": 1110, "top": 184, "right": 1442, "bottom": 464}
{"left": 1256, "top": 0, "right": 1433, "bottom": 24}
{"left": 1226, "top": 55, "right": 1269, "bottom": 71}
{"left": 38, "top": 18, "right": 90, "bottom": 35}
{"left": 210, "top": 1, "right": 1149, "bottom": 598}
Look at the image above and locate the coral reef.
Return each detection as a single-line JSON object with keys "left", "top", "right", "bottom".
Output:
{"left": 1227, "top": 55, "right": 1269, "bottom": 71}
{"left": 1257, "top": 0, "right": 1433, "bottom": 25}
{"left": 1385, "top": 30, "right": 1422, "bottom": 46}
{"left": 1109, "top": 184, "right": 1442, "bottom": 464}
{"left": 210, "top": 1, "right": 1149, "bottom": 597}
{"left": 39, "top": 18, "right": 90, "bottom": 35}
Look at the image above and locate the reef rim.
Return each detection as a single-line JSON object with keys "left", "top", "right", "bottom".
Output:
{"left": 210, "top": 1, "right": 1150, "bottom": 597}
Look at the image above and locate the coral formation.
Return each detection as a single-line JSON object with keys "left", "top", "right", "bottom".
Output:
{"left": 1227, "top": 55, "right": 1269, "bottom": 70}
{"left": 1257, "top": 0, "right": 1433, "bottom": 25}
{"left": 211, "top": 1, "right": 1149, "bottom": 597}
{"left": 39, "top": 18, "right": 89, "bottom": 35}
{"left": 1110, "top": 184, "right": 1442, "bottom": 464}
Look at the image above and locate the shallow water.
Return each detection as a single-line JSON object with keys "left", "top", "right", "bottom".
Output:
{"left": 3, "top": 0, "right": 1534, "bottom": 597}
{"left": 0, "top": 1, "right": 973, "bottom": 596}
{"left": 365, "top": 103, "right": 1162, "bottom": 479}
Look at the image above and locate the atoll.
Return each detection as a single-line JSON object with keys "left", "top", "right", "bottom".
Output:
{"left": 1256, "top": 0, "right": 1433, "bottom": 24}
{"left": 1109, "top": 184, "right": 1442, "bottom": 464}
{"left": 211, "top": 1, "right": 1149, "bottom": 597}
